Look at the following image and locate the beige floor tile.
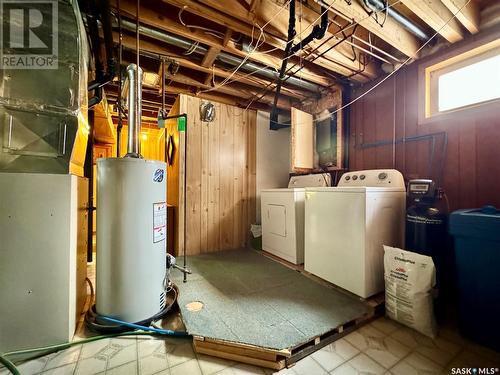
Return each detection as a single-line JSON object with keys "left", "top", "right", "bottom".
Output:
{"left": 107, "top": 343, "right": 138, "bottom": 369}
{"left": 139, "top": 354, "right": 169, "bottom": 375}
{"left": 80, "top": 339, "right": 111, "bottom": 359}
{"left": 408, "top": 335, "right": 461, "bottom": 366}
{"left": 311, "top": 338, "right": 360, "bottom": 372}
{"left": 169, "top": 359, "right": 202, "bottom": 375}
{"left": 74, "top": 357, "right": 107, "bottom": 375}
{"left": 196, "top": 354, "right": 234, "bottom": 375}
{"left": 166, "top": 342, "right": 196, "bottom": 368}
{"left": 390, "top": 352, "right": 442, "bottom": 375}
{"left": 110, "top": 337, "right": 137, "bottom": 347}
{"left": 106, "top": 361, "right": 137, "bottom": 375}
{"left": 442, "top": 348, "right": 500, "bottom": 373}
{"left": 279, "top": 356, "right": 327, "bottom": 375}
{"left": 217, "top": 363, "right": 268, "bottom": 375}
{"left": 15, "top": 357, "right": 49, "bottom": 375}
{"left": 330, "top": 353, "right": 385, "bottom": 375}
{"left": 138, "top": 339, "right": 172, "bottom": 359}
{"left": 390, "top": 325, "right": 462, "bottom": 366}
{"left": 370, "top": 318, "right": 403, "bottom": 336}
{"left": 41, "top": 362, "right": 77, "bottom": 375}
{"left": 364, "top": 336, "right": 411, "bottom": 369}
{"left": 44, "top": 345, "right": 82, "bottom": 370}
{"left": 437, "top": 327, "right": 469, "bottom": 347}
{"left": 465, "top": 342, "right": 500, "bottom": 363}
{"left": 389, "top": 327, "right": 428, "bottom": 349}
{"left": 344, "top": 325, "right": 387, "bottom": 352}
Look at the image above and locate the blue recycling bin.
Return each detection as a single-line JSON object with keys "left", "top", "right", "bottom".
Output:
{"left": 449, "top": 206, "right": 500, "bottom": 351}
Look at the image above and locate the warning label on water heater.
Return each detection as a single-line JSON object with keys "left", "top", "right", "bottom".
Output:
{"left": 153, "top": 202, "right": 167, "bottom": 243}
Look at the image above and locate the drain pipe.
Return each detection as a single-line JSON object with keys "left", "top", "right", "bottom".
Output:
{"left": 361, "top": 0, "right": 429, "bottom": 41}
{"left": 125, "top": 64, "right": 143, "bottom": 158}
{"left": 270, "top": 1, "right": 329, "bottom": 129}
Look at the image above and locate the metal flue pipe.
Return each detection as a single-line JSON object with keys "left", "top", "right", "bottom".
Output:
{"left": 126, "top": 63, "right": 143, "bottom": 157}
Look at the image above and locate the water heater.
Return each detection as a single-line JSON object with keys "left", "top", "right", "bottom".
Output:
{"left": 96, "top": 158, "right": 167, "bottom": 322}
{"left": 96, "top": 64, "right": 167, "bottom": 323}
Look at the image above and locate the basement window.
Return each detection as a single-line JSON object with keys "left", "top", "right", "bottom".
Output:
{"left": 424, "top": 42, "right": 500, "bottom": 118}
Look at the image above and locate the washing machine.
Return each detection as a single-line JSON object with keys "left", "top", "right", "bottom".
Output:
{"left": 261, "top": 173, "right": 331, "bottom": 264}
{"left": 304, "top": 169, "right": 406, "bottom": 298}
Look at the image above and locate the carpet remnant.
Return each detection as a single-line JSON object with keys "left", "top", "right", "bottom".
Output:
{"left": 171, "top": 250, "right": 370, "bottom": 350}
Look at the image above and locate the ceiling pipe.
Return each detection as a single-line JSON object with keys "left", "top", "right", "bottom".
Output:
{"left": 361, "top": 0, "right": 429, "bottom": 41}
{"left": 270, "top": 1, "right": 329, "bottom": 130}
{"left": 118, "top": 18, "right": 321, "bottom": 93}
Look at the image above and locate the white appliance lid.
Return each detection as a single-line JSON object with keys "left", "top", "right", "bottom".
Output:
{"left": 287, "top": 173, "right": 331, "bottom": 188}
{"left": 261, "top": 187, "right": 306, "bottom": 193}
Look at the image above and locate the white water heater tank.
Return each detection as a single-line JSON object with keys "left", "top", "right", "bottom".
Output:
{"left": 96, "top": 158, "right": 167, "bottom": 323}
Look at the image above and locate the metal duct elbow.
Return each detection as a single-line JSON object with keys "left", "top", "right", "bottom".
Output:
{"left": 126, "top": 64, "right": 143, "bottom": 158}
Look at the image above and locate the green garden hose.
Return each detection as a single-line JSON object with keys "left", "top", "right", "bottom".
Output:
{"left": 0, "top": 330, "right": 189, "bottom": 375}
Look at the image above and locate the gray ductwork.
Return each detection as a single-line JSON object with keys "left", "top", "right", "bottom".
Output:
{"left": 361, "top": 0, "right": 429, "bottom": 41}
{"left": 0, "top": 1, "right": 89, "bottom": 175}
{"left": 125, "top": 64, "right": 143, "bottom": 157}
{"left": 118, "top": 18, "right": 321, "bottom": 93}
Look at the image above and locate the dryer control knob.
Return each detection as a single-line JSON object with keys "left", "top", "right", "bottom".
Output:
{"left": 378, "top": 172, "right": 388, "bottom": 180}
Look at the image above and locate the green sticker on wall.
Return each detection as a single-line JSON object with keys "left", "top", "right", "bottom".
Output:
{"left": 177, "top": 116, "right": 186, "bottom": 132}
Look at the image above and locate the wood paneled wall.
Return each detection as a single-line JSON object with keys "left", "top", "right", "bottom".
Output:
{"left": 349, "top": 31, "right": 500, "bottom": 210}
{"left": 168, "top": 94, "right": 257, "bottom": 255}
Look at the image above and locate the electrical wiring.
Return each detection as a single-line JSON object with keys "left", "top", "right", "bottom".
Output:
{"left": 182, "top": 40, "right": 200, "bottom": 56}
{"left": 196, "top": 1, "right": 336, "bottom": 98}
{"left": 241, "top": 0, "right": 408, "bottom": 110}
{"left": 312, "top": 0, "right": 474, "bottom": 123}
{"left": 198, "top": 0, "right": 293, "bottom": 94}
{"left": 178, "top": 6, "right": 226, "bottom": 39}
{"left": 200, "top": 0, "right": 340, "bottom": 94}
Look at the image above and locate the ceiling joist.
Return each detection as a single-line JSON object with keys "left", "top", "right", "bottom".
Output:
{"left": 400, "top": 0, "right": 464, "bottom": 43}
{"left": 441, "top": 0, "right": 480, "bottom": 34}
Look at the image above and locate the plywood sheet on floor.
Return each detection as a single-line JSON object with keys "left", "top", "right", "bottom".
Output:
{"left": 171, "top": 249, "right": 370, "bottom": 350}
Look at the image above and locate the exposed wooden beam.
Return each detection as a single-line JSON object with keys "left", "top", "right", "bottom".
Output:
{"left": 400, "top": 0, "right": 464, "bottom": 43}
{"left": 249, "top": 0, "right": 260, "bottom": 13}
{"left": 441, "top": 0, "right": 480, "bottom": 34}
{"left": 119, "top": 33, "right": 311, "bottom": 100}
{"left": 222, "top": 28, "right": 233, "bottom": 47}
{"left": 117, "top": 0, "right": 333, "bottom": 86}
{"left": 121, "top": 56, "right": 296, "bottom": 110}
{"left": 319, "top": 0, "right": 421, "bottom": 57}
{"left": 201, "top": 29, "right": 231, "bottom": 67}
{"left": 250, "top": 0, "right": 378, "bottom": 80}
{"left": 179, "top": 0, "right": 378, "bottom": 80}
{"left": 201, "top": 46, "right": 222, "bottom": 67}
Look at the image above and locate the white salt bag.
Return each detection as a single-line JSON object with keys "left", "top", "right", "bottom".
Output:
{"left": 383, "top": 245, "right": 437, "bottom": 338}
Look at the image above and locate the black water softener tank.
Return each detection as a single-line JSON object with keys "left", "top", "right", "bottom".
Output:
{"left": 405, "top": 179, "right": 450, "bottom": 320}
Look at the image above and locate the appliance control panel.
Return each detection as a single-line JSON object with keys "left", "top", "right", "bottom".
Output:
{"left": 288, "top": 173, "right": 331, "bottom": 188}
{"left": 338, "top": 169, "right": 405, "bottom": 188}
